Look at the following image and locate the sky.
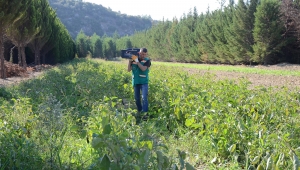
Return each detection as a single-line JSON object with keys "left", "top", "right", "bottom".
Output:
{"left": 83, "top": 0, "right": 225, "bottom": 21}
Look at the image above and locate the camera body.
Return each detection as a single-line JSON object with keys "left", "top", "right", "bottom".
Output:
{"left": 121, "top": 48, "right": 140, "bottom": 59}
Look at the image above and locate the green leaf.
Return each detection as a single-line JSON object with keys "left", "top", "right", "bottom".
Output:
{"left": 252, "top": 156, "right": 260, "bottom": 165}
{"left": 228, "top": 144, "right": 236, "bottom": 153}
{"left": 185, "top": 117, "right": 195, "bottom": 127}
{"left": 80, "top": 130, "right": 87, "bottom": 139}
{"left": 70, "top": 125, "right": 79, "bottom": 131}
{"left": 102, "top": 117, "right": 109, "bottom": 127}
{"left": 91, "top": 137, "right": 104, "bottom": 149}
{"left": 99, "top": 154, "right": 111, "bottom": 170}
{"left": 103, "top": 124, "right": 112, "bottom": 135}
{"left": 256, "top": 164, "right": 264, "bottom": 170}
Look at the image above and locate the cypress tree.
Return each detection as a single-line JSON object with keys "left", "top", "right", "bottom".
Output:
{"left": 6, "top": 0, "right": 41, "bottom": 68}
{"left": 76, "top": 30, "right": 89, "bottom": 58}
{"left": 28, "top": 0, "right": 56, "bottom": 65}
{"left": 90, "top": 33, "right": 103, "bottom": 58}
{"left": 0, "top": 0, "right": 28, "bottom": 78}
{"left": 41, "top": 18, "right": 60, "bottom": 64}
{"left": 102, "top": 37, "right": 116, "bottom": 60}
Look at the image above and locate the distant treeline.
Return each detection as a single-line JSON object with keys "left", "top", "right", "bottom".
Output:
{"left": 0, "top": 0, "right": 75, "bottom": 78}
{"left": 76, "top": 0, "right": 300, "bottom": 65}
{"left": 129, "top": 0, "right": 300, "bottom": 65}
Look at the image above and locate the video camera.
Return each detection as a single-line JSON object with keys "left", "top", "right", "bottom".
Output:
{"left": 121, "top": 48, "right": 140, "bottom": 59}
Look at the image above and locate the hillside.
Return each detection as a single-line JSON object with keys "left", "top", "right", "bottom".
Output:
{"left": 48, "top": 0, "right": 154, "bottom": 39}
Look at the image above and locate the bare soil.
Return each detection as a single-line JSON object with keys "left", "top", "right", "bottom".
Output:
{"left": 0, "top": 62, "right": 53, "bottom": 87}
{"left": 1, "top": 62, "right": 300, "bottom": 90}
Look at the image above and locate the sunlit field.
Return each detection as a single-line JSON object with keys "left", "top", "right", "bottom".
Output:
{"left": 1, "top": 58, "right": 299, "bottom": 169}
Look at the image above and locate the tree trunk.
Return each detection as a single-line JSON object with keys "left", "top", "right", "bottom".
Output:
{"left": 10, "top": 45, "right": 15, "bottom": 62}
{"left": 0, "top": 29, "right": 6, "bottom": 79}
{"left": 0, "top": 41, "right": 5, "bottom": 79}
{"left": 21, "top": 46, "right": 27, "bottom": 68}
{"left": 18, "top": 46, "right": 22, "bottom": 66}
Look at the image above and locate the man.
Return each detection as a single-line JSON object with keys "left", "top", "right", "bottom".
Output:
{"left": 127, "top": 48, "right": 151, "bottom": 120}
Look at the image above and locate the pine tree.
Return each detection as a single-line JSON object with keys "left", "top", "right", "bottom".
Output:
{"left": 197, "top": 11, "right": 217, "bottom": 63}
{"left": 252, "top": 0, "right": 286, "bottom": 64}
{"left": 225, "top": 0, "right": 258, "bottom": 64}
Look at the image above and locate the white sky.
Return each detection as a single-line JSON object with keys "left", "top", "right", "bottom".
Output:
{"left": 83, "top": 0, "right": 226, "bottom": 21}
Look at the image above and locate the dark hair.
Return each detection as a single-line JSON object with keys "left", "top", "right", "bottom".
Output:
{"left": 140, "top": 48, "right": 147, "bottom": 53}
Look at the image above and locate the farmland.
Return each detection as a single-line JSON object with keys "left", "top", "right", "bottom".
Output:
{"left": 0, "top": 58, "right": 300, "bottom": 169}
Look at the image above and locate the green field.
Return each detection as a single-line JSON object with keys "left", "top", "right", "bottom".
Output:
{"left": 154, "top": 61, "right": 300, "bottom": 76}
{"left": 0, "top": 58, "right": 299, "bottom": 170}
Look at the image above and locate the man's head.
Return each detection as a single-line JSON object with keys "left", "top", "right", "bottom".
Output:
{"left": 139, "top": 48, "right": 147, "bottom": 59}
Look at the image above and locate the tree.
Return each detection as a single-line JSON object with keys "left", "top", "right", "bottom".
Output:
{"left": 76, "top": 30, "right": 89, "bottom": 58}
{"left": 0, "top": 0, "right": 28, "bottom": 78}
{"left": 40, "top": 18, "right": 60, "bottom": 64}
{"left": 280, "top": 0, "right": 300, "bottom": 63}
{"left": 28, "top": 0, "right": 56, "bottom": 65}
{"left": 225, "top": 0, "right": 258, "bottom": 64}
{"left": 252, "top": 0, "right": 286, "bottom": 64}
{"left": 102, "top": 37, "right": 116, "bottom": 59}
{"left": 90, "top": 33, "right": 102, "bottom": 58}
{"left": 6, "top": 0, "right": 41, "bottom": 68}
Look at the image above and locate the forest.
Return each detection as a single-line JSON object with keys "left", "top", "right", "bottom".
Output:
{"left": 76, "top": 0, "right": 300, "bottom": 65}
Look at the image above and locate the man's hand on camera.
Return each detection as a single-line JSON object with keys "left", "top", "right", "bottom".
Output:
{"left": 131, "top": 55, "right": 139, "bottom": 63}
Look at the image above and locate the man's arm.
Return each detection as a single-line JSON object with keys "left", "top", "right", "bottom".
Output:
{"left": 136, "top": 62, "right": 148, "bottom": 71}
{"left": 137, "top": 60, "right": 151, "bottom": 71}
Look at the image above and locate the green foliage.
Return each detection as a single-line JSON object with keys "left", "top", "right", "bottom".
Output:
{"left": 69, "top": 0, "right": 300, "bottom": 65}
{"left": 76, "top": 30, "right": 89, "bottom": 58}
{"left": 102, "top": 37, "right": 116, "bottom": 59}
{"left": 1, "top": 57, "right": 300, "bottom": 169}
{"left": 224, "top": 0, "right": 257, "bottom": 64}
{"left": 90, "top": 33, "right": 103, "bottom": 58}
{"left": 28, "top": 0, "right": 56, "bottom": 65}
{"left": 6, "top": 0, "right": 42, "bottom": 67}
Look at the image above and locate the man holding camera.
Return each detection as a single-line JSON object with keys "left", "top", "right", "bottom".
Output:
{"left": 127, "top": 48, "right": 151, "bottom": 120}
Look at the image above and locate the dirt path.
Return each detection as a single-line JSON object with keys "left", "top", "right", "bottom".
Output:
{"left": 0, "top": 64, "right": 52, "bottom": 88}
{"left": 0, "top": 71, "right": 44, "bottom": 87}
